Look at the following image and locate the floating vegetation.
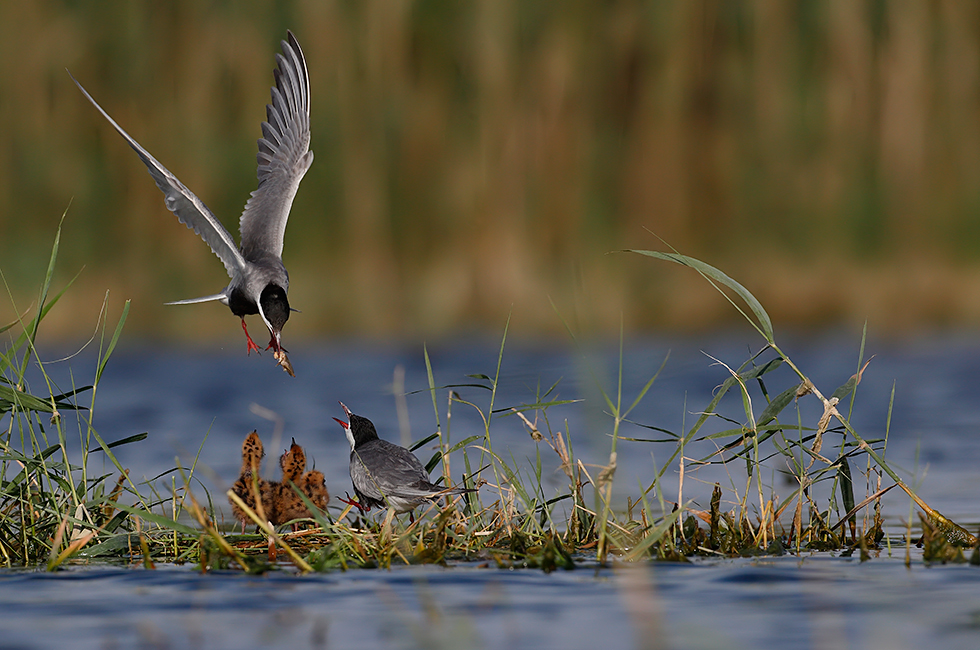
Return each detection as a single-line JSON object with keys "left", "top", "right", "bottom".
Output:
{"left": 3, "top": 223, "right": 978, "bottom": 572}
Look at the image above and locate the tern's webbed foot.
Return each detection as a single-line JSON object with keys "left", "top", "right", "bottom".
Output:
{"left": 339, "top": 493, "right": 368, "bottom": 514}
{"left": 241, "top": 319, "right": 261, "bottom": 355}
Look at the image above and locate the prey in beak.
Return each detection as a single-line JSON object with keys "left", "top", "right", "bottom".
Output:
{"left": 258, "top": 287, "right": 294, "bottom": 376}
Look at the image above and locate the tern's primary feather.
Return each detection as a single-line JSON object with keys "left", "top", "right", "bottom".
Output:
{"left": 239, "top": 31, "right": 313, "bottom": 261}
{"left": 69, "top": 72, "right": 246, "bottom": 280}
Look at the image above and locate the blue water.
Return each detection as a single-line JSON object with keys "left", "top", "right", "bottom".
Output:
{"left": 1, "top": 552, "right": 979, "bottom": 649}
{"left": 4, "top": 333, "right": 980, "bottom": 648}
{"left": 39, "top": 332, "right": 980, "bottom": 521}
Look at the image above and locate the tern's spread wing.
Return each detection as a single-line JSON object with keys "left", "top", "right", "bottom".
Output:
{"left": 238, "top": 30, "right": 313, "bottom": 260}
{"left": 70, "top": 73, "right": 246, "bottom": 280}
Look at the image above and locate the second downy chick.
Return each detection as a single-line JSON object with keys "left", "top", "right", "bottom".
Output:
{"left": 274, "top": 439, "right": 329, "bottom": 527}
{"left": 274, "top": 438, "right": 308, "bottom": 525}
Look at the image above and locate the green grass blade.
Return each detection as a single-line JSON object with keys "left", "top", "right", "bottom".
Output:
{"left": 101, "top": 433, "right": 149, "bottom": 450}
{"left": 627, "top": 249, "right": 774, "bottom": 344}
{"left": 423, "top": 343, "right": 442, "bottom": 431}
{"left": 96, "top": 300, "right": 130, "bottom": 384}
{"left": 624, "top": 352, "right": 669, "bottom": 419}
{"left": 756, "top": 384, "right": 799, "bottom": 427}
{"left": 409, "top": 432, "right": 440, "bottom": 452}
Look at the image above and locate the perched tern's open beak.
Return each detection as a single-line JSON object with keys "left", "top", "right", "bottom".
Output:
{"left": 333, "top": 402, "right": 351, "bottom": 427}
{"left": 334, "top": 402, "right": 355, "bottom": 449}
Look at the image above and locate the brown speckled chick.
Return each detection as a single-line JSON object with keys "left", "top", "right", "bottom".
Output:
{"left": 274, "top": 439, "right": 329, "bottom": 528}
{"left": 302, "top": 469, "right": 329, "bottom": 514}
{"left": 230, "top": 431, "right": 277, "bottom": 531}
{"left": 274, "top": 438, "right": 308, "bottom": 525}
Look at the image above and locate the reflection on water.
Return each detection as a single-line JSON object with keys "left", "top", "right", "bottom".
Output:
{"left": 6, "top": 333, "right": 980, "bottom": 648}
{"left": 2, "top": 551, "right": 980, "bottom": 650}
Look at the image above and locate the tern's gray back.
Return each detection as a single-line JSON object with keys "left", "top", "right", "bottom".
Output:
{"left": 239, "top": 249, "right": 289, "bottom": 296}
{"left": 239, "top": 30, "right": 313, "bottom": 260}
{"left": 350, "top": 439, "right": 431, "bottom": 501}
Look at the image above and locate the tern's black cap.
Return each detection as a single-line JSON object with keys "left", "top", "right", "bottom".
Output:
{"left": 260, "top": 284, "right": 290, "bottom": 331}
{"left": 348, "top": 413, "right": 380, "bottom": 448}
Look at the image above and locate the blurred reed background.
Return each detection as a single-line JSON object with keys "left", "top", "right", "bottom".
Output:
{"left": 1, "top": 0, "right": 979, "bottom": 343}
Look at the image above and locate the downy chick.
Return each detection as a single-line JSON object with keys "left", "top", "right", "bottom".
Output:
{"left": 274, "top": 439, "right": 329, "bottom": 528}
{"left": 230, "top": 431, "right": 276, "bottom": 531}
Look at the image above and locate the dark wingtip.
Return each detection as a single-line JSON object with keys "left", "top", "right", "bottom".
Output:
{"left": 286, "top": 30, "right": 301, "bottom": 53}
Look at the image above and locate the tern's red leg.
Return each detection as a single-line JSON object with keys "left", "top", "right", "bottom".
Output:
{"left": 241, "top": 319, "right": 261, "bottom": 355}
{"left": 338, "top": 493, "right": 368, "bottom": 514}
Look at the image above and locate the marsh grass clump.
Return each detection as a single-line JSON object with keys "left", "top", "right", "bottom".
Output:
{"left": 0, "top": 223, "right": 147, "bottom": 568}
{"left": 3, "top": 229, "right": 976, "bottom": 571}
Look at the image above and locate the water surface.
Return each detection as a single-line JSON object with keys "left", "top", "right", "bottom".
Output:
{"left": 6, "top": 333, "right": 980, "bottom": 648}
{"left": 2, "top": 551, "right": 979, "bottom": 649}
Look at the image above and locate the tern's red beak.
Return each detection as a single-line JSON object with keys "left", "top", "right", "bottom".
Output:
{"left": 335, "top": 402, "right": 356, "bottom": 450}
{"left": 267, "top": 329, "right": 283, "bottom": 354}
{"left": 339, "top": 401, "right": 352, "bottom": 418}
{"left": 333, "top": 402, "right": 351, "bottom": 429}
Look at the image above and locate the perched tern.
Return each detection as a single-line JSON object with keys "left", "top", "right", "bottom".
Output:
{"left": 333, "top": 402, "right": 476, "bottom": 516}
